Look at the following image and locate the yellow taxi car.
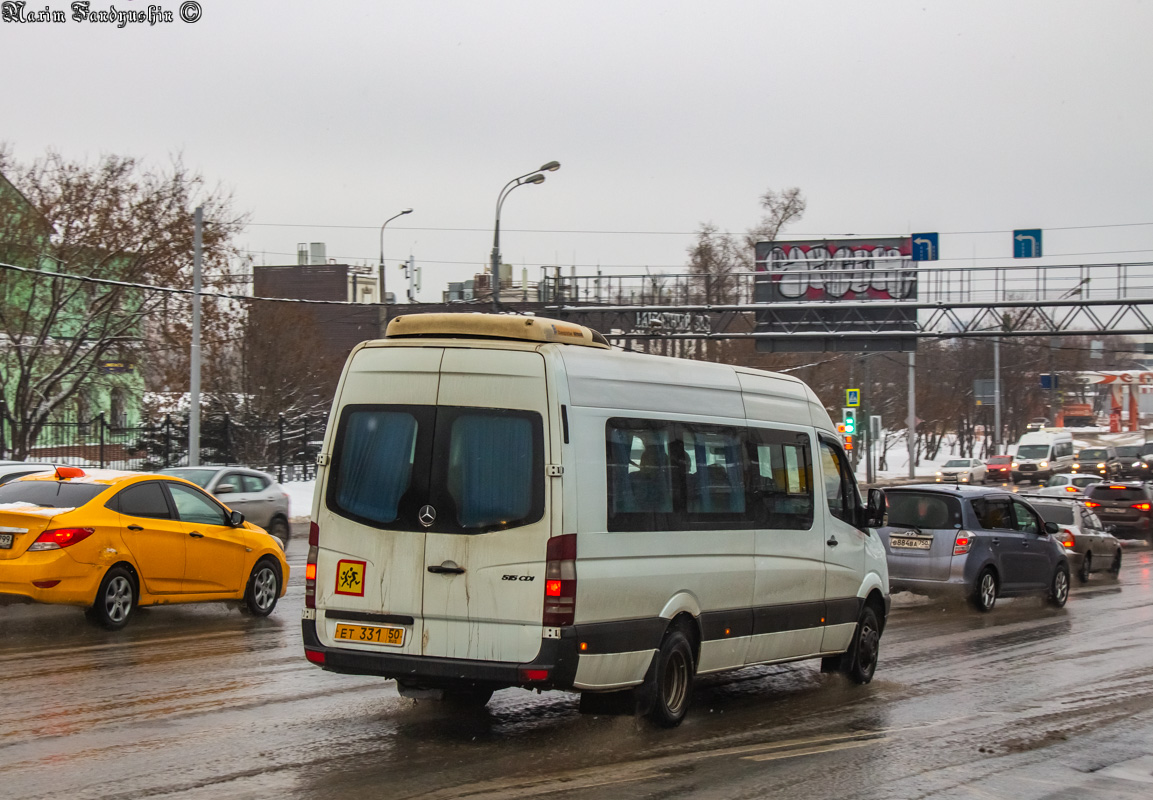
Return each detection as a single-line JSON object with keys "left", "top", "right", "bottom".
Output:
{"left": 0, "top": 467, "right": 289, "bottom": 629}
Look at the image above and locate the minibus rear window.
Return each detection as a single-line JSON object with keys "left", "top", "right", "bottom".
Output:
{"left": 332, "top": 410, "right": 419, "bottom": 525}
{"left": 445, "top": 411, "right": 537, "bottom": 529}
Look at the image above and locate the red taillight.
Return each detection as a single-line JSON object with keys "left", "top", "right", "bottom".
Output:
{"left": 543, "top": 534, "right": 576, "bottom": 627}
{"left": 28, "top": 527, "right": 95, "bottom": 551}
{"left": 1132, "top": 503, "right": 1151, "bottom": 511}
{"left": 1084, "top": 501, "right": 1101, "bottom": 508}
{"left": 519, "top": 668, "right": 549, "bottom": 682}
{"left": 305, "top": 649, "right": 325, "bottom": 665}
{"left": 1060, "top": 529, "right": 1076, "bottom": 548}
{"left": 953, "top": 530, "right": 973, "bottom": 555}
{"left": 305, "top": 522, "right": 319, "bottom": 609}
{"left": 1065, "top": 486, "right": 1078, "bottom": 493}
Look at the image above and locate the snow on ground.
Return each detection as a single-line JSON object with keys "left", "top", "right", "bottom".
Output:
{"left": 283, "top": 479, "right": 317, "bottom": 521}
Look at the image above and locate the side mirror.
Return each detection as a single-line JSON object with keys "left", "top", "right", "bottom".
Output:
{"left": 229, "top": 509, "right": 245, "bottom": 527}
{"left": 215, "top": 484, "right": 235, "bottom": 495}
{"left": 863, "top": 488, "right": 887, "bottom": 529}
{"left": 1044, "top": 521, "right": 1059, "bottom": 534}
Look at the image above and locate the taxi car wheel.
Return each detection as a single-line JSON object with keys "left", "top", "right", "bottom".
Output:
{"left": 971, "top": 568, "right": 998, "bottom": 612}
{"left": 243, "top": 559, "right": 281, "bottom": 616}
{"left": 640, "top": 628, "right": 695, "bottom": 728}
{"left": 90, "top": 566, "right": 136, "bottom": 630}
{"left": 1049, "top": 565, "right": 1070, "bottom": 608}
{"left": 1078, "top": 553, "right": 1092, "bottom": 584}
{"left": 1109, "top": 550, "right": 1122, "bottom": 575}
{"left": 267, "top": 517, "right": 290, "bottom": 547}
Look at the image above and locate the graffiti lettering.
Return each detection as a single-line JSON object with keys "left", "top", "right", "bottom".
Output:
{"left": 632, "top": 311, "right": 712, "bottom": 335}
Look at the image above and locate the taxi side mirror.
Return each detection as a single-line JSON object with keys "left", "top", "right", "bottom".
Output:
{"left": 229, "top": 509, "right": 245, "bottom": 527}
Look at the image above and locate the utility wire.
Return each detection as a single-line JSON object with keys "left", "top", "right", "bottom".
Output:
{"left": 244, "top": 220, "right": 1153, "bottom": 236}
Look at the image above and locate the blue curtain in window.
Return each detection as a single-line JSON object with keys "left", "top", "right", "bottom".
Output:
{"left": 608, "top": 429, "right": 637, "bottom": 513}
{"left": 336, "top": 411, "right": 417, "bottom": 524}
{"left": 723, "top": 439, "right": 746, "bottom": 512}
{"left": 450, "top": 415, "right": 533, "bottom": 528}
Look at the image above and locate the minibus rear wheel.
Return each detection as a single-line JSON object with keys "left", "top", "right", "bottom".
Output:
{"left": 640, "top": 628, "right": 695, "bottom": 728}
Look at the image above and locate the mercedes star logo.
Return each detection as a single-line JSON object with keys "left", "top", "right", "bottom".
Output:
{"left": 418, "top": 505, "right": 437, "bottom": 527}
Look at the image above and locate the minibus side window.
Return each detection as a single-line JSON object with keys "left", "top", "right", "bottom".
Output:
{"left": 683, "top": 427, "right": 746, "bottom": 515}
{"left": 748, "top": 428, "right": 814, "bottom": 530}
{"left": 818, "top": 438, "right": 861, "bottom": 526}
{"left": 607, "top": 420, "right": 676, "bottom": 531}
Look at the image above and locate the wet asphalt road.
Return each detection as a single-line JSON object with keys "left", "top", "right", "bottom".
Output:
{"left": 3, "top": 528, "right": 1153, "bottom": 799}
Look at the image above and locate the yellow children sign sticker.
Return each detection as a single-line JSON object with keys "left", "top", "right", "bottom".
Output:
{"left": 335, "top": 559, "right": 366, "bottom": 597}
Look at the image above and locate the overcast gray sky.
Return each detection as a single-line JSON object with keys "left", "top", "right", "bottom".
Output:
{"left": 3, "top": 0, "right": 1151, "bottom": 299}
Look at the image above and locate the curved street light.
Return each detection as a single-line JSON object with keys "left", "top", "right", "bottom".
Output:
{"left": 491, "top": 161, "right": 560, "bottom": 312}
{"left": 379, "top": 208, "right": 413, "bottom": 304}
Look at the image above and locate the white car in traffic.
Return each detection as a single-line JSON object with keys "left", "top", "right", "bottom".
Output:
{"left": 936, "top": 458, "right": 988, "bottom": 484}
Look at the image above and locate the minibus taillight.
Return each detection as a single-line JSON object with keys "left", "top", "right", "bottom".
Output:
{"left": 305, "top": 522, "right": 319, "bottom": 609}
{"left": 543, "top": 534, "right": 576, "bottom": 627}
{"left": 953, "top": 531, "right": 973, "bottom": 555}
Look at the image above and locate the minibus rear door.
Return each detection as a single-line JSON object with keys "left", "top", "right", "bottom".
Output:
{"left": 420, "top": 349, "right": 552, "bottom": 664}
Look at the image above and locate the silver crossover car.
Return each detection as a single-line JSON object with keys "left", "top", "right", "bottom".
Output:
{"left": 880, "top": 485, "right": 1070, "bottom": 612}
{"left": 162, "top": 467, "right": 292, "bottom": 545}
{"left": 1025, "top": 496, "right": 1122, "bottom": 583}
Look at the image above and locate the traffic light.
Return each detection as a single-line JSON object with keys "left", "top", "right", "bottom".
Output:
{"left": 842, "top": 408, "right": 857, "bottom": 435}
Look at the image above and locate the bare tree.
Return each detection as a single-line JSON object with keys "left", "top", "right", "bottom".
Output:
{"left": 0, "top": 149, "right": 245, "bottom": 458}
{"left": 685, "top": 187, "right": 807, "bottom": 365}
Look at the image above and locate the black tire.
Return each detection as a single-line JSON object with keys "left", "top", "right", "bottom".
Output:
{"left": 90, "top": 565, "right": 136, "bottom": 630}
{"left": 844, "top": 605, "right": 881, "bottom": 684}
{"left": 442, "top": 688, "right": 495, "bottom": 708}
{"left": 1108, "top": 549, "right": 1122, "bottom": 576}
{"left": 1049, "top": 564, "right": 1070, "bottom": 608}
{"left": 641, "top": 629, "right": 695, "bottom": 728}
{"left": 971, "top": 567, "right": 998, "bottom": 612}
{"left": 1078, "top": 552, "right": 1092, "bottom": 584}
{"left": 243, "top": 558, "right": 281, "bottom": 616}
{"left": 267, "top": 517, "right": 290, "bottom": 547}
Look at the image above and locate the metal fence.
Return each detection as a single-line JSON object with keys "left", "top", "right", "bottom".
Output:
{"left": 0, "top": 410, "right": 326, "bottom": 483}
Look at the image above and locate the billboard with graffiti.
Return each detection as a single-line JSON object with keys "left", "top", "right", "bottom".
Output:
{"left": 753, "top": 237, "right": 918, "bottom": 352}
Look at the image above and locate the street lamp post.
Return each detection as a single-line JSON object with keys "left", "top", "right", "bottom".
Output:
{"left": 379, "top": 208, "right": 413, "bottom": 304}
{"left": 491, "top": 161, "right": 560, "bottom": 312}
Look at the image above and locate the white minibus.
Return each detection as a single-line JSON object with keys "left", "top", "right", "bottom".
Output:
{"left": 1012, "top": 430, "right": 1074, "bottom": 483}
{"left": 302, "top": 313, "right": 889, "bottom": 727}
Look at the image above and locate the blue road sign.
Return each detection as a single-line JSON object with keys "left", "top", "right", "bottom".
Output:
{"left": 1013, "top": 228, "right": 1042, "bottom": 258}
{"left": 911, "top": 232, "right": 939, "bottom": 261}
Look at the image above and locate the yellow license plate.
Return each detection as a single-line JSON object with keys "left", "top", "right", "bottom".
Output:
{"left": 334, "top": 623, "right": 406, "bottom": 647}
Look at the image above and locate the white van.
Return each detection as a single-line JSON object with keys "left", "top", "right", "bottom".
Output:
{"left": 301, "top": 313, "right": 889, "bottom": 727}
{"left": 1012, "top": 430, "right": 1075, "bottom": 483}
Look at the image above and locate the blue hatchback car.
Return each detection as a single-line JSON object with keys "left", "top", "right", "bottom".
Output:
{"left": 879, "top": 485, "right": 1071, "bottom": 611}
